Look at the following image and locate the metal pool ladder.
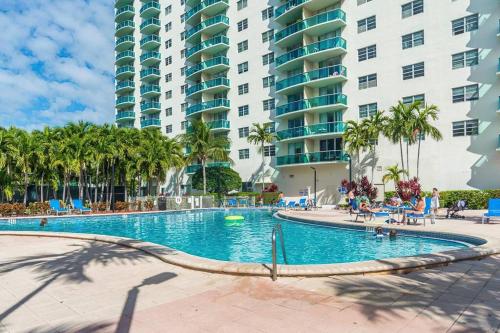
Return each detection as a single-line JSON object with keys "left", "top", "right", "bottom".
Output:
{"left": 271, "top": 223, "right": 288, "bottom": 281}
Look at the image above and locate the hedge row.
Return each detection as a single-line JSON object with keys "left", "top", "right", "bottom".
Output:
{"left": 384, "top": 190, "right": 500, "bottom": 209}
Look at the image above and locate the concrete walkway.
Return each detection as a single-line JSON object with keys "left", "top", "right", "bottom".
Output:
{"left": 0, "top": 234, "right": 499, "bottom": 332}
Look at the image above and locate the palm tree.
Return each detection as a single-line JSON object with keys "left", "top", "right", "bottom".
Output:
{"left": 179, "top": 119, "right": 231, "bottom": 194}
{"left": 382, "top": 165, "right": 408, "bottom": 191}
{"left": 247, "top": 123, "right": 275, "bottom": 193}
{"left": 361, "top": 111, "right": 388, "bottom": 181}
{"left": 12, "top": 128, "right": 38, "bottom": 205}
{"left": 411, "top": 104, "right": 443, "bottom": 179}
{"left": 343, "top": 120, "right": 370, "bottom": 178}
{"left": 0, "top": 127, "right": 17, "bottom": 201}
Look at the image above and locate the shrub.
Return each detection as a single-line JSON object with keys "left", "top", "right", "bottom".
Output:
{"left": 262, "top": 192, "right": 280, "bottom": 205}
{"left": 341, "top": 176, "right": 378, "bottom": 201}
{"left": 396, "top": 177, "right": 422, "bottom": 202}
{"left": 28, "top": 202, "right": 50, "bottom": 215}
{"left": 114, "top": 201, "right": 129, "bottom": 212}
{"left": 0, "top": 203, "right": 26, "bottom": 216}
{"left": 192, "top": 166, "right": 242, "bottom": 196}
{"left": 91, "top": 202, "right": 106, "bottom": 211}
{"left": 263, "top": 183, "right": 278, "bottom": 193}
{"left": 385, "top": 189, "right": 500, "bottom": 209}
{"left": 144, "top": 198, "right": 154, "bottom": 211}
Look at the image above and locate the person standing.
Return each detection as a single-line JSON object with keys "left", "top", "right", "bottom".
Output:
{"left": 431, "top": 188, "right": 440, "bottom": 224}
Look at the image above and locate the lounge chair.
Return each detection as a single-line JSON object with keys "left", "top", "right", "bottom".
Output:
{"left": 275, "top": 199, "right": 286, "bottom": 208}
{"left": 227, "top": 198, "right": 238, "bottom": 208}
{"left": 286, "top": 201, "right": 296, "bottom": 210}
{"left": 482, "top": 198, "right": 500, "bottom": 224}
{"left": 48, "top": 199, "right": 69, "bottom": 215}
{"left": 405, "top": 197, "right": 432, "bottom": 226}
{"left": 238, "top": 198, "right": 248, "bottom": 207}
{"left": 72, "top": 199, "right": 92, "bottom": 214}
{"left": 351, "top": 200, "right": 371, "bottom": 222}
{"left": 298, "top": 197, "right": 308, "bottom": 209}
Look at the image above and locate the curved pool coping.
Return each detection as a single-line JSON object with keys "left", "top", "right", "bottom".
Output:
{"left": 0, "top": 210, "right": 498, "bottom": 277}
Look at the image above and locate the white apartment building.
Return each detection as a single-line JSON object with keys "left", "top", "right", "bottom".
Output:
{"left": 115, "top": 0, "right": 500, "bottom": 204}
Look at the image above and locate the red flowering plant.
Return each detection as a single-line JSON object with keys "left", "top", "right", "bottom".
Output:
{"left": 263, "top": 183, "right": 278, "bottom": 193}
{"left": 341, "top": 176, "right": 378, "bottom": 201}
{"left": 396, "top": 177, "right": 422, "bottom": 202}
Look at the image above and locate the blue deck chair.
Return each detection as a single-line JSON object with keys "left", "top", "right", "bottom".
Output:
{"left": 482, "top": 198, "right": 500, "bottom": 224}
{"left": 406, "top": 197, "right": 432, "bottom": 225}
{"left": 227, "top": 198, "right": 238, "bottom": 207}
{"left": 49, "top": 199, "right": 68, "bottom": 215}
{"left": 238, "top": 198, "right": 248, "bottom": 207}
{"left": 298, "top": 197, "right": 308, "bottom": 209}
{"left": 72, "top": 199, "right": 92, "bottom": 214}
{"left": 286, "top": 201, "right": 296, "bottom": 209}
{"left": 275, "top": 199, "right": 286, "bottom": 208}
{"left": 351, "top": 200, "right": 372, "bottom": 222}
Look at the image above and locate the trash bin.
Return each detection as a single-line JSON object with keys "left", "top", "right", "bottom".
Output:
{"left": 157, "top": 197, "right": 167, "bottom": 211}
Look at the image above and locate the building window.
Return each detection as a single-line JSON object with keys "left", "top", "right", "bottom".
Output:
{"left": 165, "top": 125, "right": 173, "bottom": 133}
{"left": 181, "top": 121, "right": 188, "bottom": 130}
{"left": 358, "top": 15, "right": 376, "bottom": 33}
{"left": 165, "top": 22, "right": 172, "bottom": 32}
{"left": 358, "top": 44, "right": 376, "bottom": 62}
{"left": 358, "top": 74, "right": 377, "bottom": 89}
{"left": 181, "top": 66, "right": 187, "bottom": 76}
{"left": 238, "top": 62, "right": 249, "bottom": 74}
{"left": 165, "top": 107, "right": 172, "bottom": 116}
{"left": 239, "top": 149, "right": 250, "bottom": 159}
{"left": 359, "top": 103, "right": 378, "bottom": 118}
{"left": 237, "top": 19, "right": 248, "bottom": 32}
{"left": 237, "top": 40, "right": 248, "bottom": 53}
{"left": 452, "top": 84, "right": 479, "bottom": 103}
{"left": 238, "top": 127, "right": 249, "bottom": 138}
{"left": 181, "top": 84, "right": 188, "bottom": 94}
{"left": 402, "top": 0, "right": 423, "bottom": 18}
{"left": 452, "top": 14, "right": 479, "bottom": 35}
{"left": 262, "top": 52, "right": 274, "bottom": 65}
{"left": 238, "top": 83, "right": 249, "bottom": 95}
{"left": 180, "top": 49, "right": 186, "bottom": 59}
{"left": 357, "top": 0, "right": 373, "bottom": 4}
{"left": 237, "top": 0, "right": 247, "bottom": 10}
{"left": 265, "top": 122, "right": 275, "bottom": 133}
{"left": 238, "top": 105, "right": 249, "bottom": 117}
{"left": 165, "top": 5, "right": 171, "bottom": 15}
{"left": 402, "top": 30, "right": 424, "bottom": 49}
{"left": 165, "top": 56, "right": 172, "bottom": 65}
{"left": 165, "top": 90, "right": 172, "bottom": 99}
{"left": 262, "top": 7, "right": 274, "bottom": 20}
{"left": 165, "top": 73, "right": 172, "bottom": 82}
{"left": 402, "top": 62, "right": 425, "bottom": 80}
{"left": 402, "top": 94, "right": 425, "bottom": 105}
{"left": 263, "top": 98, "right": 275, "bottom": 111}
{"left": 181, "top": 103, "right": 188, "bottom": 112}
{"left": 262, "top": 29, "right": 274, "bottom": 43}
{"left": 452, "top": 49, "right": 479, "bottom": 69}
{"left": 180, "top": 31, "right": 186, "bottom": 41}
{"left": 165, "top": 39, "right": 172, "bottom": 49}
{"left": 262, "top": 75, "right": 275, "bottom": 88}
{"left": 452, "top": 120, "right": 479, "bottom": 137}
{"left": 264, "top": 145, "right": 276, "bottom": 157}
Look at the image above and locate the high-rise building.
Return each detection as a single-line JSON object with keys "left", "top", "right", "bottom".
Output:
{"left": 115, "top": 0, "right": 500, "bottom": 203}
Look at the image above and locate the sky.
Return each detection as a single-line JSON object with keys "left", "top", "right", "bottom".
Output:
{"left": 0, "top": 0, "right": 115, "bottom": 130}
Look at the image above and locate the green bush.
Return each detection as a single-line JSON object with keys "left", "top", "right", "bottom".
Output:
{"left": 192, "top": 166, "right": 242, "bottom": 196}
{"left": 385, "top": 189, "right": 500, "bottom": 209}
{"left": 262, "top": 192, "right": 280, "bottom": 205}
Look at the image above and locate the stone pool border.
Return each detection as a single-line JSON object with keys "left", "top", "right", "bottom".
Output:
{"left": 0, "top": 210, "right": 498, "bottom": 277}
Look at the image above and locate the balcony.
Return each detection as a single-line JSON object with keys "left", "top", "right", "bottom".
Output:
{"left": 186, "top": 162, "right": 231, "bottom": 174}
{"left": 275, "top": 0, "right": 339, "bottom": 25}
{"left": 116, "top": 66, "right": 135, "bottom": 80}
{"left": 115, "top": 20, "right": 135, "bottom": 37}
{"left": 276, "top": 150, "right": 348, "bottom": 167}
{"left": 276, "top": 93, "right": 347, "bottom": 119}
{"left": 186, "top": 99, "right": 230, "bottom": 117}
{"left": 497, "top": 58, "right": 500, "bottom": 77}
{"left": 116, "top": 111, "right": 136, "bottom": 122}
{"left": 115, "top": 0, "right": 133, "bottom": 9}
{"left": 141, "top": 118, "right": 161, "bottom": 128}
{"left": 275, "top": 9, "right": 346, "bottom": 47}
{"left": 140, "top": 18, "right": 161, "bottom": 34}
{"left": 498, "top": 135, "right": 500, "bottom": 151}
{"left": 186, "top": 77, "right": 230, "bottom": 98}
{"left": 207, "top": 119, "right": 230, "bottom": 132}
{"left": 140, "top": 1, "right": 160, "bottom": 18}
{"left": 140, "top": 101, "right": 161, "bottom": 114}
{"left": 184, "top": 0, "right": 229, "bottom": 26}
{"left": 140, "top": 67, "right": 161, "bottom": 81}
{"left": 186, "top": 36, "right": 229, "bottom": 61}
{"left": 140, "top": 84, "right": 161, "bottom": 98}
{"left": 115, "top": 50, "right": 135, "bottom": 66}
{"left": 140, "top": 34, "right": 161, "bottom": 50}
{"left": 275, "top": 37, "right": 347, "bottom": 71}
{"left": 185, "top": 15, "right": 229, "bottom": 43}
{"left": 115, "top": 5, "right": 134, "bottom": 22}
{"left": 276, "top": 122, "right": 345, "bottom": 142}
{"left": 115, "top": 80, "right": 135, "bottom": 94}
{"left": 140, "top": 51, "right": 161, "bottom": 66}
{"left": 185, "top": 56, "right": 229, "bottom": 80}
{"left": 115, "top": 35, "right": 134, "bottom": 52}
{"left": 276, "top": 65, "right": 347, "bottom": 94}
{"left": 116, "top": 95, "right": 135, "bottom": 109}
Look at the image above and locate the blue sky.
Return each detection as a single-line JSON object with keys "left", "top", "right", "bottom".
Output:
{"left": 0, "top": 0, "right": 115, "bottom": 130}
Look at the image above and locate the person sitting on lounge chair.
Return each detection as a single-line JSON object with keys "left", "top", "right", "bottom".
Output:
{"left": 402, "top": 195, "right": 425, "bottom": 224}
{"left": 359, "top": 197, "right": 382, "bottom": 214}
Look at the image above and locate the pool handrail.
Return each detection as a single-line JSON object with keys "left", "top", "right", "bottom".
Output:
{"left": 271, "top": 223, "right": 288, "bottom": 281}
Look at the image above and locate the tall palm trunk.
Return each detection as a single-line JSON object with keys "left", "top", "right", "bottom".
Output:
{"left": 110, "top": 161, "right": 115, "bottom": 211}
{"left": 40, "top": 172, "right": 45, "bottom": 202}
{"left": 23, "top": 172, "right": 29, "bottom": 206}
{"left": 261, "top": 142, "right": 265, "bottom": 193}
{"left": 94, "top": 167, "right": 99, "bottom": 203}
{"left": 62, "top": 174, "right": 67, "bottom": 204}
{"left": 417, "top": 137, "right": 422, "bottom": 180}
{"left": 399, "top": 138, "right": 405, "bottom": 179}
{"left": 78, "top": 165, "right": 84, "bottom": 201}
{"left": 202, "top": 160, "right": 207, "bottom": 194}
{"left": 406, "top": 142, "right": 410, "bottom": 179}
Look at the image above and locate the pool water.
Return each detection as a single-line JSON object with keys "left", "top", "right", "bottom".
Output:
{"left": 0, "top": 209, "right": 469, "bottom": 265}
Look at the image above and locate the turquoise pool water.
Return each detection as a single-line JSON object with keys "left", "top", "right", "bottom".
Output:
{"left": 0, "top": 209, "right": 469, "bottom": 264}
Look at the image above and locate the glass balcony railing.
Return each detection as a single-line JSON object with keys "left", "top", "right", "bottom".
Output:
{"left": 275, "top": 9, "right": 346, "bottom": 43}
{"left": 186, "top": 99, "right": 230, "bottom": 116}
{"left": 497, "top": 135, "right": 500, "bottom": 150}
{"left": 276, "top": 122, "right": 345, "bottom": 140}
{"left": 186, "top": 36, "right": 229, "bottom": 59}
{"left": 276, "top": 65, "right": 347, "bottom": 92}
{"left": 277, "top": 150, "right": 348, "bottom": 166}
{"left": 140, "top": 51, "right": 161, "bottom": 63}
{"left": 497, "top": 58, "right": 500, "bottom": 73}
{"left": 186, "top": 162, "right": 231, "bottom": 174}
{"left": 140, "top": 1, "right": 160, "bottom": 16}
{"left": 115, "top": 80, "right": 135, "bottom": 91}
{"left": 116, "top": 111, "right": 135, "bottom": 121}
{"left": 116, "top": 66, "right": 135, "bottom": 78}
{"left": 115, "top": 20, "right": 135, "bottom": 35}
{"left": 140, "top": 84, "right": 161, "bottom": 96}
{"left": 207, "top": 119, "right": 230, "bottom": 130}
{"left": 276, "top": 94, "right": 347, "bottom": 117}
{"left": 115, "top": 5, "right": 134, "bottom": 21}
{"left": 275, "top": 0, "right": 308, "bottom": 18}
{"left": 140, "top": 68, "right": 160, "bottom": 79}
{"left": 140, "top": 101, "right": 161, "bottom": 112}
{"left": 185, "top": 15, "right": 229, "bottom": 40}
{"left": 276, "top": 37, "right": 347, "bottom": 67}
{"left": 185, "top": 56, "right": 229, "bottom": 77}
{"left": 115, "top": 35, "right": 134, "bottom": 47}
{"left": 140, "top": 34, "right": 161, "bottom": 48}
{"left": 184, "top": 0, "right": 229, "bottom": 23}
{"left": 116, "top": 95, "right": 135, "bottom": 106}
{"left": 140, "top": 18, "right": 161, "bottom": 32}
{"left": 115, "top": 51, "right": 135, "bottom": 64}
{"left": 186, "top": 77, "right": 230, "bottom": 96}
{"left": 115, "top": 0, "right": 133, "bottom": 8}
{"left": 141, "top": 118, "right": 161, "bottom": 128}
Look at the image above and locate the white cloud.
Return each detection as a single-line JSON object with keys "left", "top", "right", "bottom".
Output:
{"left": 0, "top": 0, "right": 115, "bottom": 129}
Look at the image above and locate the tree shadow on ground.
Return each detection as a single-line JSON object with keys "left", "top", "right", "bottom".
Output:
{"left": 324, "top": 254, "right": 500, "bottom": 332}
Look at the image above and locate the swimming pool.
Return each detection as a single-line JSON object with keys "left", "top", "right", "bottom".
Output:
{"left": 0, "top": 209, "right": 471, "bottom": 265}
